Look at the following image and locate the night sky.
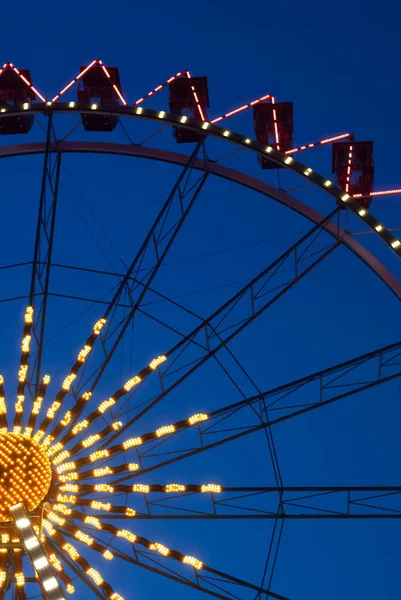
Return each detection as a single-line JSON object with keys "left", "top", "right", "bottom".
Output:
{"left": 1, "top": 1, "right": 401, "bottom": 599}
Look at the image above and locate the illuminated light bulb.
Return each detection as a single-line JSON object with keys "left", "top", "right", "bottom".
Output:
{"left": 84, "top": 516, "right": 102, "bottom": 529}
{"left": 110, "top": 594, "right": 124, "bottom": 600}
{"left": 93, "top": 318, "right": 106, "bottom": 335}
{"left": 122, "top": 437, "right": 142, "bottom": 450}
{"left": 158, "top": 110, "right": 166, "bottom": 118}
{"left": 98, "top": 398, "right": 115, "bottom": 414}
{"left": 21, "top": 335, "right": 31, "bottom": 353}
{"left": 284, "top": 157, "right": 293, "bottom": 164}
{"left": 46, "top": 101, "right": 52, "bottom": 106}
{"left": 183, "top": 555, "right": 203, "bottom": 569}
{"left": 58, "top": 472, "right": 78, "bottom": 482}
{"left": 91, "top": 103, "right": 98, "bottom": 110}
{"left": 42, "top": 434, "right": 55, "bottom": 449}
{"left": 87, "top": 568, "right": 103, "bottom": 585}
{"left": 15, "top": 394, "right": 24, "bottom": 412}
{"left": 72, "top": 420, "right": 89, "bottom": 435}
{"left": 152, "top": 542, "right": 170, "bottom": 556}
{"left": 180, "top": 115, "right": 188, "bottom": 123}
{"left": 103, "top": 549, "right": 113, "bottom": 560}
{"left": 43, "top": 577, "right": 58, "bottom": 592}
{"left": 56, "top": 494, "right": 77, "bottom": 504}
{"left": 33, "top": 429, "right": 45, "bottom": 442}
{"left": 52, "top": 450, "right": 70, "bottom": 465}
{"left": 43, "top": 520, "right": 56, "bottom": 536}
{"left": 89, "top": 449, "right": 110, "bottom": 462}
{"left": 46, "top": 400, "right": 61, "bottom": 419}
{"left": 244, "top": 138, "right": 251, "bottom": 144}
{"left": 67, "top": 584, "right": 75, "bottom": 594}
{"left": 155, "top": 424, "right": 175, "bottom": 437}
{"left": 47, "top": 442, "right": 63, "bottom": 456}
{"left": 60, "top": 410, "right": 72, "bottom": 427}
{"left": 112, "top": 421, "right": 122, "bottom": 430}
{"left": 49, "top": 553, "right": 62, "bottom": 572}
{"left": 63, "top": 543, "right": 80, "bottom": 560}
{"left": 358, "top": 209, "right": 367, "bottom": 216}
{"left": 222, "top": 130, "right": 230, "bottom": 137}
{"left": 123, "top": 376, "right": 141, "bottom": 391}
{"left": 304, "top": 167, "right": 313, "bottom": 176}
{"left": 82, "top": 434, "right": 101, "bottom": 448}
{"left": 47, "top": 512, "right": 66, "bottom": 527}
{"left": 75, "top": 531, "right": 94, "bottom": 546}
{"left": 117, "top": 530, "right": 137, "bottom": 543}
{"left": 25, "top": 306, "right": 33, "bottom": 324}
{"left": 25, "top": 536, "right": 40, "bottom": 550}
{"left": 188, "top": 413, "right": 208, "bottom": 425}
{"left": 265, "top": 146, "right": 273, "bottom": 153}
{"left": 15, "top": 572, "right": 25, "bottom": 587}
{"left": 18, "top": 365, "right": 27, "bottom": 382}
{"left": 90, "top": 501, "right": 111, "bottom": 511}
{"left": 52, "top": 504, "right": 73, "bottom": 516}
{"left": 60, "top": 484, "right": 79, "bottom": 493}
{"left": 77, "top": 345, "right": 92, "bottom": 362}
{"left": 391, "top": 239, "right": 401, "bottom": 249}
{"left": 82, "top": 391, "right": 92, "bottom": 401}
{"left": 341, "top": 193, "right": 350, "bottom": 202}
{"left": 68, "top": 102, "right": 76, "bottom": 108}
{"left": 33, "top": 556, "right": 48, "bottom": 570}
{"left": 202, "top": 122, "right": 210, "bottom": 130}
{"left": 149, "top": 355, "right": 167, "bottom": 370}
{"left": 43, "top": 374, "right": 51, "bottom": 384}
{"left": 128, "top": 463, "right": 139, "bottom": 471}
{"left": 32, "top": 398, "right": 43, "bottom": 415}
{"left": 136, "top": 107, "right": 143, "bottom": 115}
{"left": 375, "top": 224, "right": 383, "bottom": 232}
{"left": 93, "top": 466, "right": 113, "bottom": 477}
{"left": 165, "top": 484, "right": 186, "bottom": 492}
{"left": 201, "top": 484, "right": 222, "bottom": 493}
{"left": 62, "top": 373, "right": 76, "bottom": 391}
{"left": 0, "top": 108, "right": 6, "bottom": 113}
{"left": 125, "top": 508, "right": 136, "bottom": 516}
{"left": 132, "top": 484, "right": 150, "bottom": 493}
{"left": 324, "top": 180, "right": 332, "bottom": 187}
{"left": 94, "top": 484, "right": 114, "bottom": 493}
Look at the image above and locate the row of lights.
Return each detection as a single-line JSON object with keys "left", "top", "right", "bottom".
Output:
{"left": 6, "top": 101, "right": 395, "bottom": 258}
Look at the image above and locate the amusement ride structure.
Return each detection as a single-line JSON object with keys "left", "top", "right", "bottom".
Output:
{"left": 0, "top": 59, "right": 400, "bottom": 599}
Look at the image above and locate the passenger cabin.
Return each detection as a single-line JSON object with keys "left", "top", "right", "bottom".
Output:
{"left": 77, "top": 65, "right": 122, "bottom": 132}
{"left": 0, "top": 68, "right": 36, "bottom": 135}
{"left": 253, "top": 102, "right": 293, "bottom": 169}
{"left": 169, "top": 76, "right": 209, "bottom": 143}
{"left": 332, "top": 141, "right": 374, "bottom": 208}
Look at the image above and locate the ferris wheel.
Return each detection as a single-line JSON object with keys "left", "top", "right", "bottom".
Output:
{"left": 0, "top": 59, "right": 400, "bottom": 600}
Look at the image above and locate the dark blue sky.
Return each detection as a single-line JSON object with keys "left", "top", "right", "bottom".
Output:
{"left": 1, "top": 1, "right": 401, "bottom": 599}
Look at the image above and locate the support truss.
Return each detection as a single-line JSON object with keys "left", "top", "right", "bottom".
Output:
{"left": 91, "top": 487, "right": 401, "bottom": 519}
{"left": 28, "top": 115, "right": 61, "bottom": 398}
{"left": 107, "top": 337, "right": 401, "bottom": 477}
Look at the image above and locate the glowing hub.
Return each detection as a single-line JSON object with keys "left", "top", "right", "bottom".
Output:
{"left": 0, "top": 433, "right": 52, "bottom": 521}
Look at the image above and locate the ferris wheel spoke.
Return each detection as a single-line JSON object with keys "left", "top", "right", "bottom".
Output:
{"left": 68, "top": 141, "right": 209, "bottom": 401}
{"left": 98, "top": 208, "right": 341, "bottom": 447}
{"left": 102, "top": 337, "right": 401, "bottom": 478}
{"left": 67, "top": 523, "right": 290, "bottom": 600}
{"left": 27, "top": 114, "right": 62, "bottom": 402}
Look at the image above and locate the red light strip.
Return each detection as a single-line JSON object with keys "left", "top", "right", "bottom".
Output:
{"left": 134, "top": 70, "right": 186, "bottom": 106}
{"left": 285, "top": 132, "right": 352, "bottom": 154}
{"left": 0, "top": 62, "right": 46, "bottom": 102}
{"left": 345, "top": 144, "right": 353, "bottom": 193}
{"left": 353, "top": 188, "right": 401, "bottom": 198}
{"left": 100, "top": 64, "right": 127, "bottom": 105}
{"left": 271, "top": 95, "right": 280, "bottom": 150}
{"left": 52, "top": 59, "right": 98, "bottom": 102}
{"left": 185, "top": 70, "right": 206, "bottom": 121}
{"left": 210, "top": 93, "right": 272, "bottom": 124}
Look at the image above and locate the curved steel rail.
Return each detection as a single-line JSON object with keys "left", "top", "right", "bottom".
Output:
{"left": 1, "top": 139, "right": 401, "bottom": 299}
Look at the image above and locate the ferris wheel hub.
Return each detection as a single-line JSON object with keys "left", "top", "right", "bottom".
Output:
{"left": 0, "top": 432, "right": 52, "bottom": 522}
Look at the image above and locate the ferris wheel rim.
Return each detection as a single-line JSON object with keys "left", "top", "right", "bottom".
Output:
{"left": 1, "top": 138, "right": 401, "bottom": 301}
{"left": 0, "top": 101, "right": 399, "bottom": 262}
